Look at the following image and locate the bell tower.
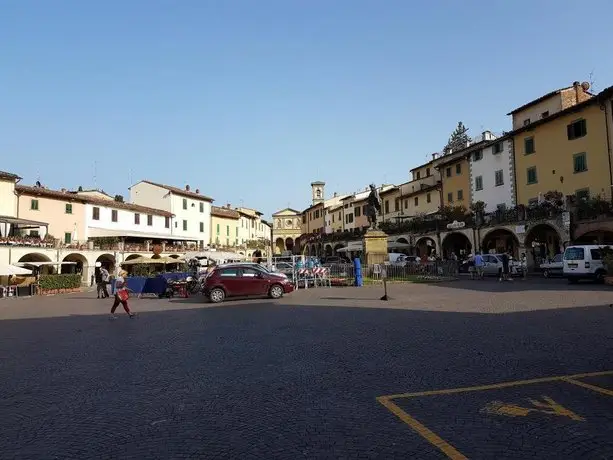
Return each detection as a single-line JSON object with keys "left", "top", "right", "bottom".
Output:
{"left": 311, "top": 181, "right": 325, "bottom": 206}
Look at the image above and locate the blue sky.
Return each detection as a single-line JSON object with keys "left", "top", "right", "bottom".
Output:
{"left": 2, "top": 0, "right": 612, "bottom": 219}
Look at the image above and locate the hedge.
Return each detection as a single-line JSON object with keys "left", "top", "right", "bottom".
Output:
{"left": 39, "top": 274, "right": 81, "bottom": 290}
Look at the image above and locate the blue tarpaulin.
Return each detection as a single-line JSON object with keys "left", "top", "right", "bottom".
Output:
{"left": 113, "top": 272, "right": 191, "bottom": 295}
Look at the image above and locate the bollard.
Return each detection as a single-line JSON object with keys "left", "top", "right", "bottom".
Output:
{"left": 354, "top": 258, "right": 363, "bottom": 287}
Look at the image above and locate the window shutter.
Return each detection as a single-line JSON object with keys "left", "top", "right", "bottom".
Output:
{"left": 567, "top": 124, "right": 573, "bottom": 140}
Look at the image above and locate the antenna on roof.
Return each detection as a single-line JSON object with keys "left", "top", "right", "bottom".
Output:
{"left": 93, "top": 161, "right": 97, "bottom": 188}
{"left": 588, "top": 69, "right": 596, "bottom": 92}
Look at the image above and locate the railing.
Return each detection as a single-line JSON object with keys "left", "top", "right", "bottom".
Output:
{"left": 0, "top": 238, "right": 197, "bottom": 252}
{"left": 326, "top": 261, "right": 458, "bottom": 285}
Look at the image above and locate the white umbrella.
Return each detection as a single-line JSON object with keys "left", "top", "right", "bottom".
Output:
{"left": 0, "top": 264, "right": 32, "bottom": 276}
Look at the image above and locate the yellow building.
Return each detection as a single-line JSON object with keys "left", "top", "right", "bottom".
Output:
{"left": 511, "top": 86, "right": 611, "bottom": 205}
{"left": 436, "top": 149, "right": 474, "bottom": 208}
{"left": 302, "top": 202, "right": 325, "bottom": 234}
{"left": 328, "top": 203, "right": 344, "bottom": 232}
{"left": 402, "top": 159, "right": 442, "bottom": 216}
{"left": 210, "top": 205, "right": 240, "bottom": 248}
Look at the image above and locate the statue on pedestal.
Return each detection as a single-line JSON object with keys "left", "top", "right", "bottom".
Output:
{"left": 365, "top": 184, "right": 382, "bottom": 230}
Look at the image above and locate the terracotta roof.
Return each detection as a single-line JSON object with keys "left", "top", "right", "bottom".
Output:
{"left": 434, "top": 139, "right": 489, "bottom": 168}
{"left": 211, "top": 206, "right": 240, "bottom": 219}
{"left": 16, "top": 185, "right": 173, "bottom": 217}
{"left": 137, "top": 180, "right": 214, "bottom": 202}
{"left": 0, "top": 170, "right": 21, "bottom": 181}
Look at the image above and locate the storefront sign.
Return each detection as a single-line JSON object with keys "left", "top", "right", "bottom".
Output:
{"left": 446, "top": 220, "right": 466, "bottom": 230}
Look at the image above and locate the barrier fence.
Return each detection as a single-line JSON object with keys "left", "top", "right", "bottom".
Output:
{"left": 276, "top": 260, "right": 459, "bottom": 289}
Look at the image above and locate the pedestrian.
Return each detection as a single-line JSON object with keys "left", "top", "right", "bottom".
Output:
{"left": 97, "top": 265, "right": 110, "bottom": 299}
{"left": 500, "top": 251, "right": 511, "bottom": 282}
{"left": 474, "top": 251, "right": 484, "bottom": 280}
{"left": 467, "top": 254, "right": 475, "bottom": 280}
{"left": 110, "top": 270, "right": 135, "bottom": 319}
{"left": 521, "top": 253, "right": 528, "bottom": 280}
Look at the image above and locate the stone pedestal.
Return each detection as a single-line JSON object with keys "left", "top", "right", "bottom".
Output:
{"left": 363, "top": 229, "right": 389, "bottom": 265}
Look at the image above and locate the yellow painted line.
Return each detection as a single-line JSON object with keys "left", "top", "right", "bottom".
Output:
{"left": 381, "top": 370, "right": 613, "bottom": 400}
{"left": 376, "top": 396, "right": 468, "bottom": 460}
{"left": 562, "top": 377, "right": 613, "bottom": 397}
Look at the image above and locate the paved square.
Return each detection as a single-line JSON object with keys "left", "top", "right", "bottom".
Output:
{"left": 1, "top": 278, "right": 613, "bottom": 459}
{"left": 378, "top": 371, "right": 613, "bottom": 459}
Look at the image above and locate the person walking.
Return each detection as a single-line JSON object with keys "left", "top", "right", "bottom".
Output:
{"left": 474, "top": 251, "right": 485, "bottom": 280}
{"left": 500, "top": 251, "right": 511, "bottom": 282}
{"left": 97, "top": 265, "right": 110, "bottom": 299}
{"left": 110, "top": 270, "right": 135, "bottom": 319}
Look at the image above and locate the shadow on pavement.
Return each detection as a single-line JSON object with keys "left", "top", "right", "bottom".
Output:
{"left": 435, "top": 277, "right": 610, "bottom": 293}
{"left": 1, "top": 301, "right": 613, "bottom": 458}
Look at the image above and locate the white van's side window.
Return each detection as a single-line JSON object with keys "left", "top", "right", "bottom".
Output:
{"left": 564, "top": 247, "right": 585, "bottom": 260}
{"left": 590, "top": 249, "right": 602, "bottom": 260}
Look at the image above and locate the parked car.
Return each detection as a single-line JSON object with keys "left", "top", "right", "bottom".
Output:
{"left": 540, "top": 253, "right": 563, "bottom": 278}
{"left": 323, "top": 256, "right": 349, "bottom": 265}
{"left": 272, "top": 262, "right": 295, "bottom": 277}
{"left": 202, "top": 264, "right": 294, "bottom": 303}
{"left": 392, "top": 254, "right": 421, "bottom": 267}
{"left": 563, "top": 245, "right": 608, "bottom": 283}
{"left": 481, "top": 254, "right": 523, "bottom": 277}
{"left": 218, "top": 262, "right": 289, "bottom": 279}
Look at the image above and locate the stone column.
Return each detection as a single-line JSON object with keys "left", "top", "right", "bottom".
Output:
{"left": 362, "top": 229, "right": 389, "bottom": 265}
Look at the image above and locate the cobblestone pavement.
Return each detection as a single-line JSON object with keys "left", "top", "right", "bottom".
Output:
{"left": 1, "top": 279, "right": 613, "bottom": 459}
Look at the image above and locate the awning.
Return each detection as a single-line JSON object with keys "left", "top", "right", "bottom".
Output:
{"left": 16, "top": 261, "right": 76, "bottom": 267}
{"left": 88, "top": 227, "right": 197, "bottom": 241}
{"left": 0, "top": 215, "right": 48, "bottom": 227}
{"left": 0, "top": 264, "right": 32, "bottom": 276}
{"left": 184, "top": 251, "right": 246, "bottom": 261}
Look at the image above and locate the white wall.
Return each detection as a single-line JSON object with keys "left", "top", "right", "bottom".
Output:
{"left": 511, "top": 95, "right": 562, "bottom": 130}
{"left": 470, "top": 138, "right": 516, "bottom": 212}
{"left": 84, "top": 203, "right": 173, "bottom": 238}
{"left": 169, "top": 194, "right": 211, "bottom": 245}
{"left": 129, "top": 182, "right": 172, "bottom": 212}
{"left": 130, "top": 182, "right": 212, "bottom": 245}
{"left": 0, "top": 179, "right": 17, "bottom": 217}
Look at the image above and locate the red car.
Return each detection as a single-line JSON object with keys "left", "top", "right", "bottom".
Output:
{"left": 203, "top": 264, "right": 294, "bottom": 303}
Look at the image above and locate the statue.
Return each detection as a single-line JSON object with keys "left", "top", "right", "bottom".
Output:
{"left": 365, "top": 184, "right": 382, "bottom": 230}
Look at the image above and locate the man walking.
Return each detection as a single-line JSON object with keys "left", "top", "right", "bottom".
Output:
{"left": 97, "top": 265, "right": 110, "bottom": 298}
{"left": 474, "top": 251, "right": 484, "bottom": 280}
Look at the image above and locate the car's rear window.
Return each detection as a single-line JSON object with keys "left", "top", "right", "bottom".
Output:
{"left": 218, "top": 268, "right": 239, "bottom": 277}
{"left": 564, "top": 247, "right": 585, "bottom": 261}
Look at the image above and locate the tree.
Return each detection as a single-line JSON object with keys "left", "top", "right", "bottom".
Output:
{"left": 444, "top": 122, "right": 471, "bottom": 153}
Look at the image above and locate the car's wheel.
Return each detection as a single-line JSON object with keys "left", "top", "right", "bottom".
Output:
{"left": 269, "top": 284, "right": 284, "bottom": 299}
{"left": 543, "top": 269, "right": 550, "bottom": 278}
{"left": 595, "top": 270, "right": 606, "bottom": 283}
{"left": 209, "top": 287, "right": 225, "bottom": 303}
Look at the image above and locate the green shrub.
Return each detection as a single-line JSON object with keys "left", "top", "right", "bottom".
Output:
{"left": 39, "top": 274, "right": 81, "bottom": 290}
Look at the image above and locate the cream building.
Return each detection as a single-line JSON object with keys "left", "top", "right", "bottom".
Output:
{"left": 272, "top": 208, "right": 302, "bottom": 254}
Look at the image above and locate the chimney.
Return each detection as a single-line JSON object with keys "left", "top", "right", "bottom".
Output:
{"left": 195, "top": 188, "right": 200, "bottom": 194}
{"left": 226, "top": 203, "right": 231, "bottom": 209}
{"left": 185, "top": 185, "right": 190, "bottom": 191}
{"left": 333, "top": 192, "right": 338, "bottom": 197}
{"left": 573, "top": 81, "right": 581, "bottom": 104}
{"left": 61, "top": 188, "right": 66, "bottom": 193}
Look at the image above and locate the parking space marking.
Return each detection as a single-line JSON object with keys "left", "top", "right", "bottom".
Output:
{"left": 377, "top": 370, "right": 613, "bottom": 459}
{"left": 480, "top": 396, "right": 584, "bottom": 421}
{"left": 562, "top": 377, "right": 613, "bottom": 397}
{"left": 376, "top": 396, "right": 468, "bottom": 460}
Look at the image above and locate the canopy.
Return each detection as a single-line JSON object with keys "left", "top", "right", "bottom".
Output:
{"left": 184, "top": 251, "right": 246, "bottom": 261}
{"left": 16, "top": 261, "right": 76, "bottom": 267}
{"left": 0, "top": 264, "right": 32, "bottom": 276}
{"left": 121, "top": 256, "right": 185, "bottom": 265}
{"left": 388, "top": 241, "right": 412, "bottom": 249}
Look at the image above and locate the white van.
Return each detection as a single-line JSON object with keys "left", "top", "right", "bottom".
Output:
{"left": 563, "top": 245, "right": 608, "bottom": 283}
